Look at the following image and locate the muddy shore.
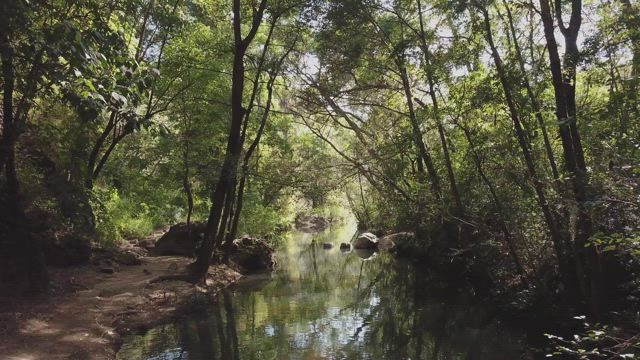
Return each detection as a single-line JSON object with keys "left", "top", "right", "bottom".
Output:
{"left": 0, "top": 254, "right": 242, "bottom": 360}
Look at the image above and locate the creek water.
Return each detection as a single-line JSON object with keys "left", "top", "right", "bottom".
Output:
{"left": 118, "top": 220, "right": 534, "bottom": 359}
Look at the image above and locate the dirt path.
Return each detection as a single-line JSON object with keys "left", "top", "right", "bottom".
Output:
{"left": 0, "top": 254, "right": 242, "bottom": 360}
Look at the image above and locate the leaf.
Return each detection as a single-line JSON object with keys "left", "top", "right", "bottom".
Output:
{"left": 84, "top": 79, "right": 96, "bottom": 92}
{"left": 110, "top": 91, "right": 127, "bottom": 105}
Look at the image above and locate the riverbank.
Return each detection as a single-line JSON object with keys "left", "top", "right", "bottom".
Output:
{"left": 0, "top": 255, "right": 242, "bottom": 360}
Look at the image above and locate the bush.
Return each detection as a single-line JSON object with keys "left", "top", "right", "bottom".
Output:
{"left": 238, "top": 192, "right": 290, "bottom": 241}
{"left": 92, "top": 186, "right": 182, "bottom": 245}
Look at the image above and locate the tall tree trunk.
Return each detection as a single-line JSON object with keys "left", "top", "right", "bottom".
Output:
{"left": 459, "top": 122, "right": 529, "bottom": 286}
{"left": 0, "top": 33, "right": 48, "bottom": 295}
{"left": 396, "top": 55, "right": 442, "bottom": 200}
{"left": 539, "top": 0, "right": 599, "bottom": 313}
{"left": 502, "top": 0, "right": 560, "bottom": 182}
{"left": 619, "top": 0, "right": 640, "bottom": 151}
{"left": 182, "top": 119, "right": 194, "bottom": 228}
{"left": 478, "top": 6, "right": 569, "bottom": 293}
{"left": 225, "top": 34, "right": 294, "bottom": 251}
{"left": 225, "top": 83, "right": 273, "bottom": 250}
{"left": 188, "top": 0, "right": 267, "bottom": 282}
{"left": 416, "top": 0, "right": 463, "bottom": 215}
{"left": 86, "top": 112, "right": 117, "bottom": 189}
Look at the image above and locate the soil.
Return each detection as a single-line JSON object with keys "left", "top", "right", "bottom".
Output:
{"left": 0, "top": 231, "right": 243, "bottom": 360}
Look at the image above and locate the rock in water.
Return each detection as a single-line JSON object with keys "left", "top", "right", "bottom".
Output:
{"left": 339, "top": 243, "right": 351, "bottom": 252}
{"left": 378, "top": 232, "right": 414, "bottom": 251}
{"left": 354, "top": 248, "right": 377, "bottom": 260}
{"left": 152, "top": 222, "right": 206, "bottom": 257}
{"left": 229, "top": 236, "right": 275, "bottom": 274}
{"left": 353, "top": 232, "right": 378, "bottom": 249}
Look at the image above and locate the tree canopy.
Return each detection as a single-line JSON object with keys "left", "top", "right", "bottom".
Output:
{"left": 1, "top": 0, "right": 639, "bottom": 325}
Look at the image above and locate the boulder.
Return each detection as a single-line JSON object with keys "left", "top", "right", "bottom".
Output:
{"left": 295, "top": 214, "right": 330, "bottom": 233}
{"left": 152, "top": 222, "right": 206, "bottom": 257}
{"left": 353, "top": 232, "right": 378, "bottom": 249}
{"left": 354, "top": 248, "right": 377, "bottom": 260}
{"left": 138, "top": 238, "right": 154, "bottom": 250}
{"left": 368, "top": 229, "right": 386, "bottom": 237}
{"left": 378, "top": 232, "right": 414, "bottom": 251}
{"left": 43, "top": 233, "right": 92, "bottom": 267}
{"left": 114, "top": 251, "right": 142, "bottom": 266}
{"left": 229, "top": 236, "right": 275, "bottom": 273}
{"left": 339, "top": 243, "right": 351, "bottom": 252}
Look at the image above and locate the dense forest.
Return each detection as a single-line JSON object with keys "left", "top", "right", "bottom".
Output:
{"left": 1, "top": 0, "right": 639, "bottom": 358}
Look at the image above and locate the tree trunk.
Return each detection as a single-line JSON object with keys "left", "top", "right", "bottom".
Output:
{"left": 539, "top": 0, "right": 599, "bottom": 313}
{"left": 188, "top": 0, "right": 267, "bottom": 282}
{"left": 396, "top": 55, "right": 442, "bottom": 200}
{"left": 182, "top": 122, "right": 194, "bottom": 228}
{"left": 416, "top": 0, "right": 463, "bottom": 215}
{"left": 86, "top": 112, "right": 117, "bottom": 189}
{"left": 0, "top": 33, "right": 48, "bottom": 295}
{"left": 502, "top": 0, "right": 560, "bottom": 183}
{"left": 459, "top": 122, "right": 529, "bottom": 286}
{"left": 224, "top": 35, "right": 295, "bottom": 250}
{"left": 479, "top": 6, "right": 569, "bottom": 292}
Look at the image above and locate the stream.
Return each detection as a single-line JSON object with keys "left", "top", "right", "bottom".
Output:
{"left": 118, "top": 219, "right": 534, "bottom": 359}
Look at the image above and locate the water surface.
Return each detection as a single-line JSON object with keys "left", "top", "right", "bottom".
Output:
{"left": 118, "top": 221, "right": 533, "bottom": 359}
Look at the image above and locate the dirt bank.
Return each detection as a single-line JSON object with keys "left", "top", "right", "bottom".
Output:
{"left": 0, "top": 254, "right": 242, "bottom": 360}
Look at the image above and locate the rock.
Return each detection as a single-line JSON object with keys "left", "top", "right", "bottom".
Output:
{"left": 152, "top": 222, "right": 206, "bottom": 257}
{"left": 354, "top": 248, "right": 377, "bottom": 260}
{"left": 120, "top": 245, "right": 147, "bottom": 258}
{"left": 229, "top": 236, "right": 275, "bottom": 274}
{"left": 368, "top": 229, "right": 386, "bottom": 237}
{"left": 339, "top": 243, "right": 351, "bottom": 252}
{"left": 43, "top": 232, "right": 92, "bottom": 267}
{"left": 143, "top": 269, "right": 151, "bottom": 275}
{"left": 114, "top": 251, "right": 141, "bottom": 266}
{"left": 100, "top": 267, "right": 115, "bottom": 274}
{"left": 322, "top": 243, "right": 333, "bottom": 250}
{"left": 138, "top": 239, "right": 154, "bottom": 249}
{"left": 378, "top": 232, "right": 414, "bottom": 251}
{"left": 92, "top": 247, "right": 143, "bottom": 267}
{"left": 295, "top": 214, "right": 330, "bottom": 233}
{"left": 353, "top": 232, "right": 378, "bottom": 249}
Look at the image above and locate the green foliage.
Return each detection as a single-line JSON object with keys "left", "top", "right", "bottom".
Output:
{"left": 237, "top": 193, "right": 290, "bottom": 240}
{"left": 587, "top": 231, "right": 640, "bottom": 256}
{"left": 91, "top": 185, "right": 183, "bottom": 245}
{"left": 545, "top": 316, "right": 639, "bottom": 359}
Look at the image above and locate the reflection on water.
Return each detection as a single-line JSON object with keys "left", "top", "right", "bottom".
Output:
{"left": 118, "top": 220, "right": 533, "bottom": 360}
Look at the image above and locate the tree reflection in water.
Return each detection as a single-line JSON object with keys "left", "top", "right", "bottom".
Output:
{"left": 118, "top": 223, "right": 532, "bottom": 360}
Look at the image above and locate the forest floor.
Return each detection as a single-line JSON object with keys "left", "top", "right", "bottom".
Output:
{"left": 0, "top": 233, "right": 243, "bottom": 360}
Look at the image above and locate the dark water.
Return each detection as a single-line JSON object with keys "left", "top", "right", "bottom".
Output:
{"left": 118, "top": 221, "right": 533, "bottom": 360}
